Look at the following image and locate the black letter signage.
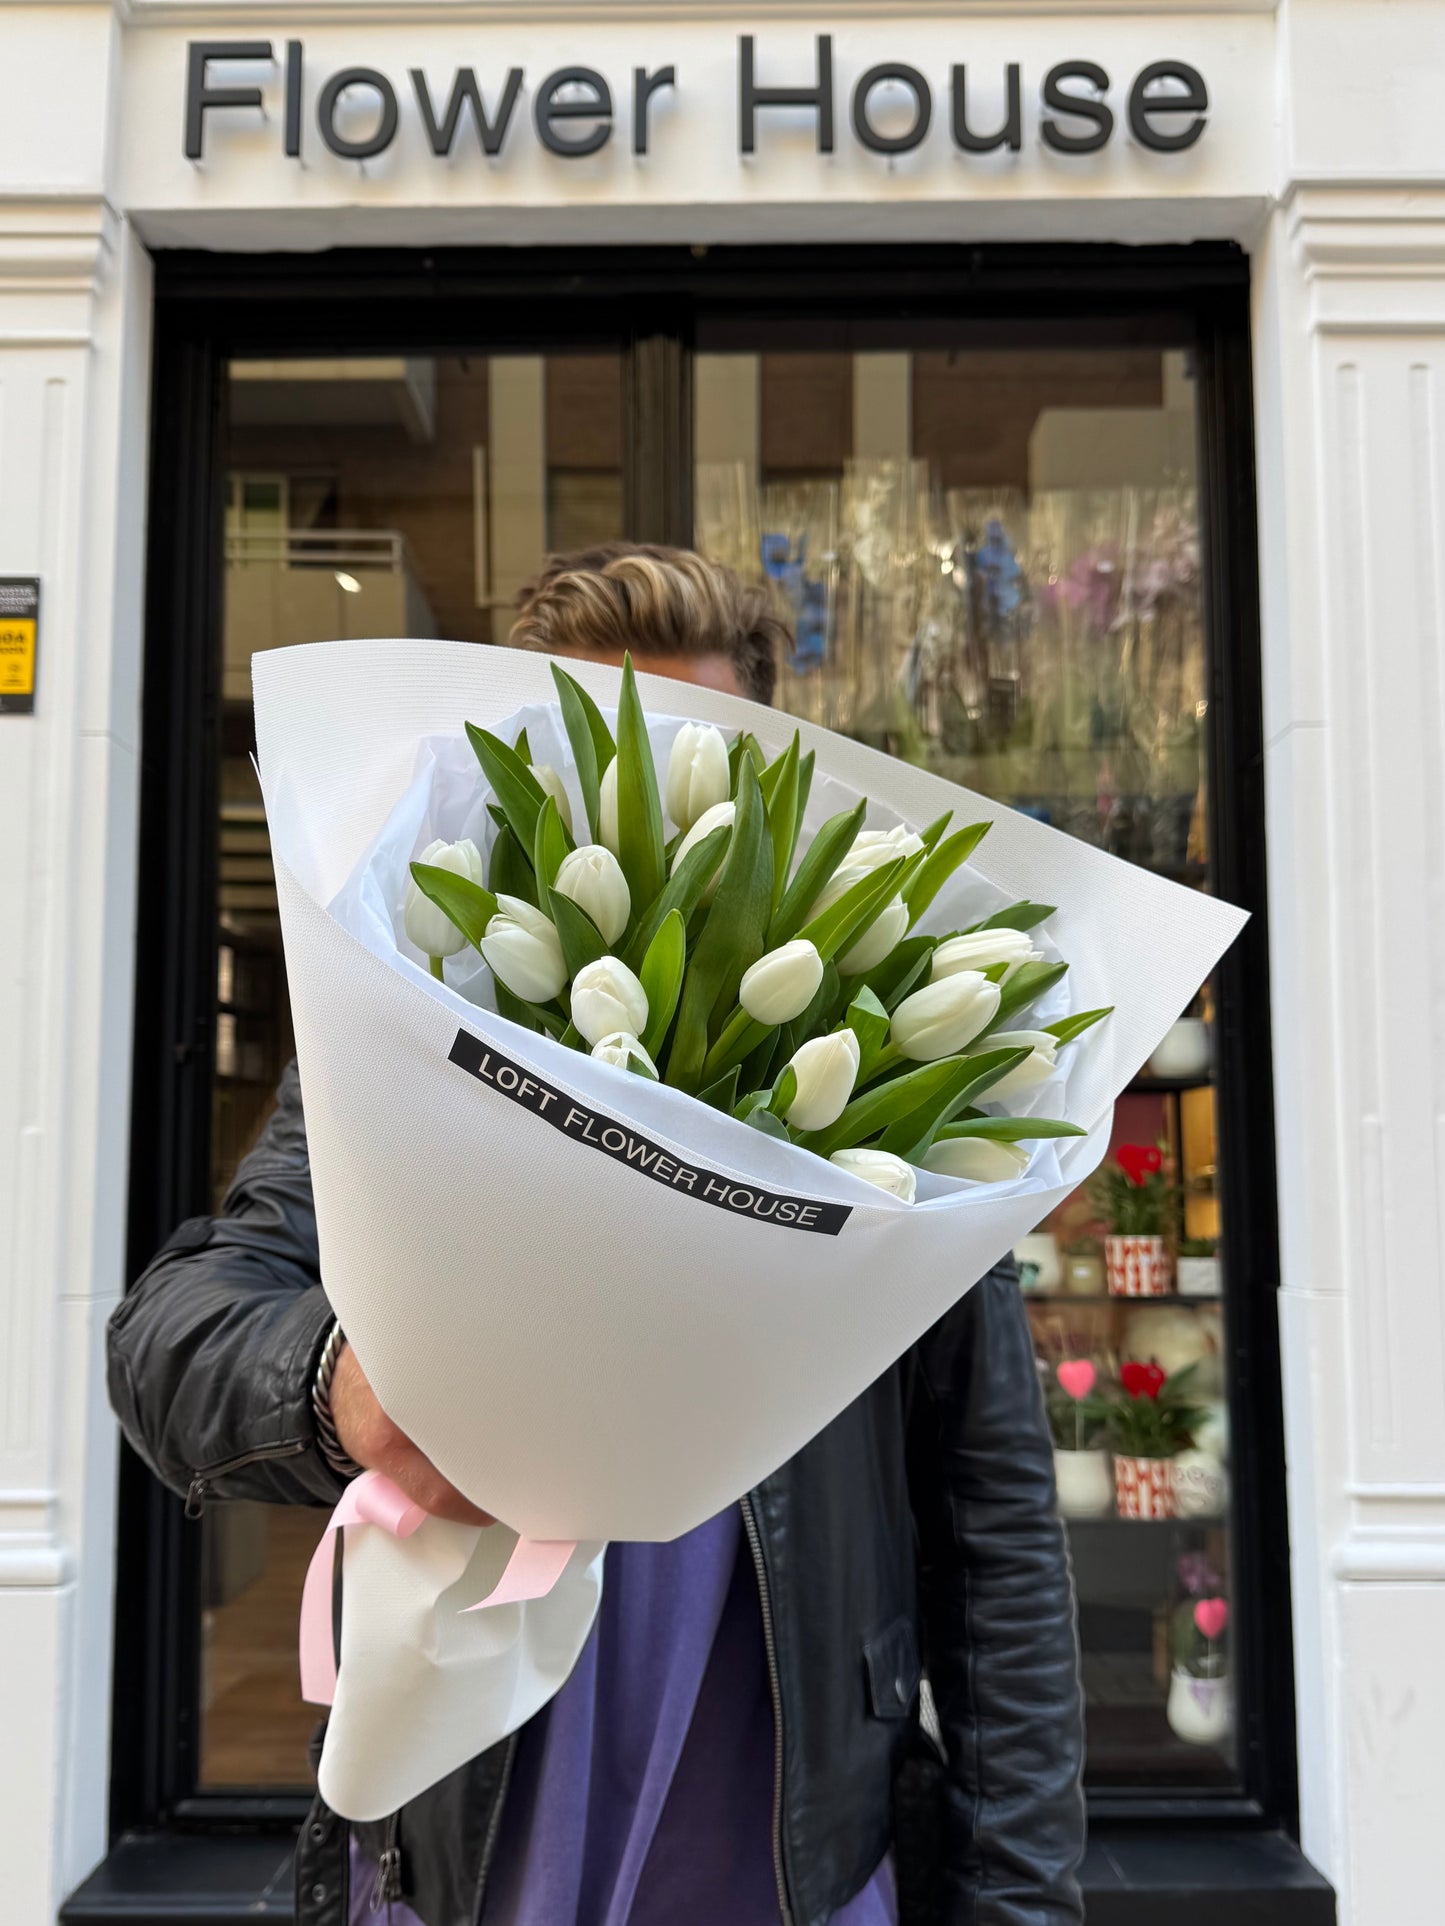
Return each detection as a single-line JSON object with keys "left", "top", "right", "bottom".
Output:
{"left": 1040, "top": 60, "right": 1114, "bottom": 154}
{"left": 185, "top": 40, "right": 272, "bottom": 159}
{"left": 534, "top": 67, "right": 614, "bottom": 156}
{"left": 739, "top": 35, "right": 835, "bottom": 155}
{"left": 851, "top": 64, "right": 931, "bottom": 155}
{"left": 1128, "top": 60, "right": 1208, "bottom": 152}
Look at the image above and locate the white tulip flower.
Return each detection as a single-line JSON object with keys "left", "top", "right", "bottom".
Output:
{"left": 847, "top": 824, "right": 925, "bottom": 870}
{"left": 591, "top": 1031, "right": 657, "bottom": 1078}
{"left": 921, "top": 1136, "right": 1032, "bottom": 1184}
{"left": 931, "top": 928, "right": 1042, "bottom": 981}
{"left": 838, "top": 898, "right": 909, "bottom": 976}
{"left": 891, "top": 972, "right": 1000, "bottom": 1062}
{"left": 480, "top": 895, "right": 568, "bottom": 1004}
{"left": 807, "top": 864, "right": 905, "bottom": 975}
{"left": 598, "top": 757, "right": 620, "bottom": 856}
{"left": 665, "top": 722, "right": 730, "bottom": 832}
{"left": 531, "top": 763, "right": 573, "bottom": 837}
{"left": 828, "top": 1147, "right": 917, "bottom": 1203}
{"left": 980, "top": 1030, "right": 1059, "bottom": 1099}
{"left": 404, "top": 838, "right": 485, "bottom": 961}
{"left": 553, "top": 844, "right": 631, "bottom": 946}
{"left": 783, "top": 1029, "right": 861, "bottom": 1132}
{"left": 671, "top": 798, "right": 736, "bottom": 902}
{"left": 571, "top": 955, "right": 649, "bottom": 1048}
{"left": 739, "top": 940, "right": 824, "bottom": 1026}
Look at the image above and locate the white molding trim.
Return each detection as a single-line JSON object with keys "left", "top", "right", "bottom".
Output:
{"left": 0, "top": 1492, "right": 69, "bottom": 1590}
{"left": 112, "top": 0, "right": 1282, "bottom": 24}
{"left": 0, "top": 198, "right": 120, "bottom": 299}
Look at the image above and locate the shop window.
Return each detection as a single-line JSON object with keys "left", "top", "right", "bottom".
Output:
{"left": 121, "top": 255, "right": 1281, "bottom": 1842}
{"left": 698, "top": 340, "right": 1236, "bottom": 1789}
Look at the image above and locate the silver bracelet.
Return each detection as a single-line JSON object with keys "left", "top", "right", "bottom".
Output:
{"left": 313, "top": 1318, "right": 363, "bottom": 1479}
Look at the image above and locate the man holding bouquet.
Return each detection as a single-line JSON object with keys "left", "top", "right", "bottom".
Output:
{"left": 108, "top": 544, "right": 1086, "bottom": 1926}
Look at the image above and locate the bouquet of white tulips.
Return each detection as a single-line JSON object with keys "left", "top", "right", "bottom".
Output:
{"left": 253, "top": 637, "right": 1244, "bottom": 1821}
{"left": 402, "top": 654, "right": 1108, "bottom": 1208}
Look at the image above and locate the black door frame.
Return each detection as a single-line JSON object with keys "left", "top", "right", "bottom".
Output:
{"left": 118, "top": 241, "right": 1294, "bottom": 1841}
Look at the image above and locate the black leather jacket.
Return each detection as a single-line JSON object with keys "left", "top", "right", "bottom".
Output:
{"left": 108, "top": 1062, "right": 1085, "bottom": 1926}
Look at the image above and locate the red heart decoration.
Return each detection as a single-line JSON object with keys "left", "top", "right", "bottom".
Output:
{"left": 1121, "top": 1361, "right": 1166, "bottom": 1401}
{"left": 1057, "top": 1360, "right": 1097, "bottom": 1401}
{"left": 1116, "top": 1143, "right": 1162, "bottom": 1186}
{"left": 1194, "top": 1598, "right": 1229, "bottom": 1641}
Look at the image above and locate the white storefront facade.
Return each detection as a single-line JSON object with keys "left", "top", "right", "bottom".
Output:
{"left": 2, "top": 2, "right": 1443, "bottom": 1921}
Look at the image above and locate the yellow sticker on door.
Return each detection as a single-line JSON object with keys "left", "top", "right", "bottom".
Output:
{"left": 0, "top": 579, "right": 40, "bottom": 712}
{"left": 0, "top": 619, "right": 36, "bottom": 695}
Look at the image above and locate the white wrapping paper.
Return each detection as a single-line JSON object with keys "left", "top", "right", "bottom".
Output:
{"left": 254, "top": 637, "right": 1245, "bottom": 1815}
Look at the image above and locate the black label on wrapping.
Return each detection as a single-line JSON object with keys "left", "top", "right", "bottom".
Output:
{"left": 449, "top": 1029, "right": 852, "bottom": 1236}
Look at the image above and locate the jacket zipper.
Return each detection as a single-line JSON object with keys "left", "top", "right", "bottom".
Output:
{"left": 740, "top": 1493, "right": 793, "bottom": 1926}
{"left": 184, "top": 1439, "right": 307, "bottom": 1517}
{"left": 370, "top": 1811, "right": 403, "bottom": 1911}
{"left": 471, "top": 1728, "right": 519, "bottom": 1923}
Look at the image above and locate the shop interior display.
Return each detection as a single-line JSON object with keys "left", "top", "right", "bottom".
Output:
{"left": 698, "top": 457, "right": 1231, "bottom": 1783}
{"left": 202, "top": 346, "right": 1236, "bottom": 1793}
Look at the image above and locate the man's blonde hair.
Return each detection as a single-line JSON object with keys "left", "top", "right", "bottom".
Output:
{"left": 510, "top": 542, "right": 782, "bottom": 703}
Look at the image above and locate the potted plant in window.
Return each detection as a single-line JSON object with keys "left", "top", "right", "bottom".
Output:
{"left": 1093, "top": 1144, "right": 1174, "bottom": 1297}
{"left": 1103, "top": 1361, "right": 1206, "bottom": 1518}
{"left": 1062, "top": 1234, "right": 1106, "bottom": 1296}
{"left": 1166, "top": 1593, "right": 1232, "bottom": 1746}
{"left": 1176, "top": 1235, "right": 1221, "bottom": 1298}
{"left": 1045, "top": 1360, "right": 1114, "bottom": 1517}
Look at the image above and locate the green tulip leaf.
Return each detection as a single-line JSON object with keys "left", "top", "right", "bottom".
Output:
{"left": 870, "top": 1047, "right": 1033, "bottom": 1161}
{"left": 855, "top": 934, "right": 936, "bottom": 1013}
{"left": 968, "top": 899, "right": 1057, "bottom": 935}
{"left": 532, "top": 794, "right": 570, "bottom": 896}
{"left": 486, "top": 803, "right": 511, "bottom": 837}
{"left": 728, "top": 731, "right": 767, "bottom": 795}
{"left": 903, "top": 821, "right": 992, "bottom": 927}
{"left": 622, "top": 823, "right": 732, "bottom": 973}
{"left": 467, "top": 722, "right": 552, "bottom": 859}
{"left": 550, "top": 662, "right": 615, "bottom": 843}
{"left": 1043, "top": 1006, "right": 1113, "bottom": 1046}
{"left": 697, "top": 1066, "right": 741, "bottom": 1113}
{"left": 615, "top": 654, "right": 667, "bottom": 913}
{"left": 640, "top": 910, "right": 687, "bottom": 1058}
{"left": 796, "top": 855, "right": 906, "bottom": 965}
{"left": 987, "top": 958, "right": 1069, "bottom": 1032}
{"left": 933, "top": 1115, "right": 1087, "bottom": 1142}
{"left": 759, "top": 733, "right": 802, "bottom": 910}
{"left": 514, "top": 727, "right": 532, "bottom": 765}
{"left": 666, "top": 758, "right": 772, "bottom": 1092}
{"left": 746, "top": 1105, "right": 791, "bottom": 1142}
{"left": 919, "top": 809, "right": 954, "bottom": 853}
{"left": 488, "top": 824, "right": 537, "bottom": 908}
{"left": 844, "top": 985, "right": 892, "bottom": 1072}
{"left": 769, "top": 799, "right": 867, "bottom": 948}
{"left": 701, "top": 1006, "right": 772, "bottom": 1085}
{"left": 409, "top": 862, "right": 498, "bottom": 951}
{"left": 766, "top": 1065, "right": 798, "bottom": 1118}
{"left": 548, "top": 891, "right": 608, "bottom": 978}
{"left": 798, "top": 1047, "right": 1027, "bottom": 1160}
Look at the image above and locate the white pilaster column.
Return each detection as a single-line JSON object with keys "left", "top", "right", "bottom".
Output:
{"left": 1256, "top": 180, "right": 1445, "bottom": 1924}
{"left": 0, "top": 11, "right": 151, "bottom": 1915}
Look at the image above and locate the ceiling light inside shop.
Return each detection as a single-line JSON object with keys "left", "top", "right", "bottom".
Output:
{"left": 335, "top": 571, "right": 362, "bottom": 594}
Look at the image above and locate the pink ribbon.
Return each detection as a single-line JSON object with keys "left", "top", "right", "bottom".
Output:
{"left": 299, "top": 1469, "right": 577, "bottom": 1706}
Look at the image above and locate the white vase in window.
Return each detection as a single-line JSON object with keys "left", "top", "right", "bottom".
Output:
{"left": 1053, "top": 1448, "right": 1114, "bottom": 1519}
{"left": 1166, "top": 1667, "right": 1233, "bottom": 1747}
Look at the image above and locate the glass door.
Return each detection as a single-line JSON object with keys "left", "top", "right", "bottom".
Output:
{"left": 122, "top": 246, "right": 1286, "bottom": 1834}
{"left": 695, "top": 329, "right": 1231, "bottom": 1789}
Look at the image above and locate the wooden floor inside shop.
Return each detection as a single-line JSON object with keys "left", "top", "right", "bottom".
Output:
{"left": 200, "top": 1503, "right": 328, "bottom": 1788}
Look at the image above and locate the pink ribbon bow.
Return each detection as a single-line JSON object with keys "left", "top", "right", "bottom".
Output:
{"left": 299, "top": 1470, "right": 578, "bottom": 1705}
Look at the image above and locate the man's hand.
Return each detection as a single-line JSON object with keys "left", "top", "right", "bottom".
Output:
{"left": 331, "top": 1341, "right": 494, "bottom": 1526}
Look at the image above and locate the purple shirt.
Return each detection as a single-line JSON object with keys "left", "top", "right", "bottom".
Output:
{"left": 356, "top": 1508, "right": 897, "bottom": 1925}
